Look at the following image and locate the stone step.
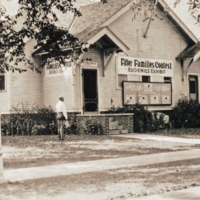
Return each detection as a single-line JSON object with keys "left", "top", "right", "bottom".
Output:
{"left": 109, "top": 125, "right": 118, "bottom": 130}
{"left": 109, "top": 125, "right": 124, "bottom": 130}
{"left": 109, "top": 130, "right": 121, "bottom": 135}
{"left": 117, "top": 126, "right": 124, "bottom": 130}
{"left": 120, "top": 129, "right": 129, "bottom": 134}
{"left": 109, "top": 121, "right": 119, "bottom": 126}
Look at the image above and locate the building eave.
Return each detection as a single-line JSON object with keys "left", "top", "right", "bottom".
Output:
{"left": 87, "top": 26, "right": 130, "bottom": 55}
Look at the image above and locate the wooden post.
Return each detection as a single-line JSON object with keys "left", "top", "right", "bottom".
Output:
{"left": 0, "top": 104, "right": 7, "bottom": 184}
{"left": 143, "top": 0, "right": 158, "bottom": 38}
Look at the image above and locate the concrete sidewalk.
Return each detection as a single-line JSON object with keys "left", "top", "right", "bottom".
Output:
{"left": 131, "top": 186, "right": 200, "bottom": 199}
{"left": 4, "top": 149, "right": 200, "bottom": 182}
{"left": 113, "top": 134, "right": 200, "bottom": 144}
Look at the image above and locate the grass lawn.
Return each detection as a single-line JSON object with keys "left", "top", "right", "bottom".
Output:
{"left": 1, "top": 129, "right": 200, "bottom": 199}
{"left": 2, "top": 132, "right": 200, "bottom": 169}
{"left": 148, "top": 128, "right": 200, "bottom": 138}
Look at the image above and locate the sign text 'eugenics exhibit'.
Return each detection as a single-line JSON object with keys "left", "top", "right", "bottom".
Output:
{"left": 117, "top": 56, "right": 173, "bottom": 76}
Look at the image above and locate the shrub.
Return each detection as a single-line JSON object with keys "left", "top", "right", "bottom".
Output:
{"left": 2, "top": 103, "right": 57, "bottom": 136}
{"left": 133, "top": 104, "right": 154, "bottom": 132}
{"left": 172, "top": 95, "right": 200, "bottom": 128}
{"left": 65, "top": 115, "right": 79, "bottom": 135}
{"left": 106, "top": 104, "right": 164, "bottom": 133}
{"left": 85, "top": 119, "right": 104, "bottom": 135}
{"left": 107, "top": 105, "right": 132, "bottom": 113}
{"left": 35, "top": 105, "right": 56, "bottom": 134}
{"left": 66, "top": 122, "right": 79, "bottom": 135}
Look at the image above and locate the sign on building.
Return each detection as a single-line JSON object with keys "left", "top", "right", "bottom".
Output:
{"left": 117, "top": 56, "right": 173, "bottom": 77}
{"left": 81, "top": 61, "right": 98, "bottom": 67}
{"left": 45, "top": 60, "right": 73, "bottom": 78}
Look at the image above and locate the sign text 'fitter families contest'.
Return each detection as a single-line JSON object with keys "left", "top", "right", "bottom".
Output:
{"left": 117, "top": 56, "right": 173, "bottom": 76}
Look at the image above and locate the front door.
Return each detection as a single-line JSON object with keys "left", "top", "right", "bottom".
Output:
{"left": 189, "top": 76, "right": 198, "bottom": 101}
{"left": 82, "top": 69, "right": 98, "bottom": 113}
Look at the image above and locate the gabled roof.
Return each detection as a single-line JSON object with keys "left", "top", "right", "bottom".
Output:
{"left": 76, "top": 26, "right": 130, "bottom": 54}
{"left": 54, "top": 0, "right": 98, "bottom": 29}
{"left": 33, "top": 0, "right": 200, "bottom": 58}
{"left": 70, "top": 0, "right": 199, "bottom": 45}
{"left": 157, "top": 0, "right": 198, "bottom": 44}
{"left": 74, "top": 27, "right": 105, "bottom": 43}
{"left": 69, "top": 0, "right": 133, "bottom": 35}
{"left": 32, "top": 26, "right": 130, "bottom": 56}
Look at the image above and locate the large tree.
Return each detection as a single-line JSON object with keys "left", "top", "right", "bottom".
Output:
{"left": 0, "top": 0, "right": 198, "bottom": 73}
{"left": 0, "top": 0, "right": 106, "bottom": 73}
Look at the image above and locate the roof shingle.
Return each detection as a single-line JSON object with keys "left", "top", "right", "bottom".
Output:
{"left": 55, "top": 0, "right": 98, "bottom": 29}
{"left": 70, "top": 0, "right": 133, "bottom": 35}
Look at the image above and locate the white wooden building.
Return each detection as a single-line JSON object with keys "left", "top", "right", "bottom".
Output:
{"left": 1, "top": 0, "right": 200, "bottom": 115}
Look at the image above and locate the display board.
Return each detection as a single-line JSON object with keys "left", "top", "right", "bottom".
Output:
{"left": 123, "top": 81, "right": 172, "bottom": 106}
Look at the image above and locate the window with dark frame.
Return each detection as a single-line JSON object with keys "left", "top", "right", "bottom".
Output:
{"left": 189, "top": 76, "right": 198, "bottom": 101}
{"left": 164, "top": 77, "right": 171, "bottom": 83}
{"left": 0, "top": 75, "right": 5, "bottom": 90}
{"left": 0, "top": 60, "right": 5, "bottom": 90}
{"left": 142, "top": 76, "right": 150, "bottom": 83}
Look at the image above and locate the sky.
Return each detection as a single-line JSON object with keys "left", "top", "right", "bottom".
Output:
{"left": 0, "top": 0, "right": 18, "bottom": 16}
{"left": 0, "top": 0, "right": 200, "bottom": 39}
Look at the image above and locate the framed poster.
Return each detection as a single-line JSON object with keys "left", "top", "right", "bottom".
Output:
{"left": 123, "top": 81, "right": 172, "bottom": 106}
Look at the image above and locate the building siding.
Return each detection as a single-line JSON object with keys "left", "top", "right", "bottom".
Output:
{"left": 4, "top": 6, "right": 200, "bottom": 114}
{"left": 73, "top": 7, "right": 200, "bottom": 112}
{"left": 107, "top": 8, "right": 190, "bottom": 110}
{"left": 68, "top": 7, "right": 194, "bottom": 112}
{"left": 43, "top": 75, "right": 74, "bottom": 111}
{"left": 40, "top": 7, "right": 200, "bottom": 113}
{"left": 11, "top": 39, "right": 43, "bottom": 111}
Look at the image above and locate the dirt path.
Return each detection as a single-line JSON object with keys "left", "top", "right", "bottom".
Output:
{"left": 2, "top": 135, "right": 199, "bottom": 169}
{"left": 1, "top": 157, "right": 200, "bottom": 200}
{"left": 1, "top": 135, "right": 200, "bottom": 199}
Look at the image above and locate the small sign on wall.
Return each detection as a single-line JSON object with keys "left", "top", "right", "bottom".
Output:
{"left": 81, "top": 61, "right": 98, "bottom": 67}
{"left": 126, "top": 95, "right": 136, "bottom": 104}
{"left": 151, "top": 95, "right": 160, "bottom": 104}
{"left": 162, "top": 95, "right": 170, "bottom": 104}
{"left": 138, "top": 95, "right": 148, "bottom": 104}
{"left": 45, "top": 60, "right": 73, "bottom": 78}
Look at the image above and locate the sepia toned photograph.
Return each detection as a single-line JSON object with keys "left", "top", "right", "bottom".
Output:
{"left": 1, "top": 0, "right": 200, "bottom": 199}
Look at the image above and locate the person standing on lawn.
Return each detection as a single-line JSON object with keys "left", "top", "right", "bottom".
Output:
{"left": 56, "top": 96, "right": 68, "bottom": 141}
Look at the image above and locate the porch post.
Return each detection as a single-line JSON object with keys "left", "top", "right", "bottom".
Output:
{"left": 0, "top": 105, "right": 7, "bottom": 184}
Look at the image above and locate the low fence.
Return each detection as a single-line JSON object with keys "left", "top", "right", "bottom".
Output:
{"left": 76, "top": 113, "right": 134, "bottom": 134}
{"left": 1, "top": 112, "right": 134, "bottom": 135}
